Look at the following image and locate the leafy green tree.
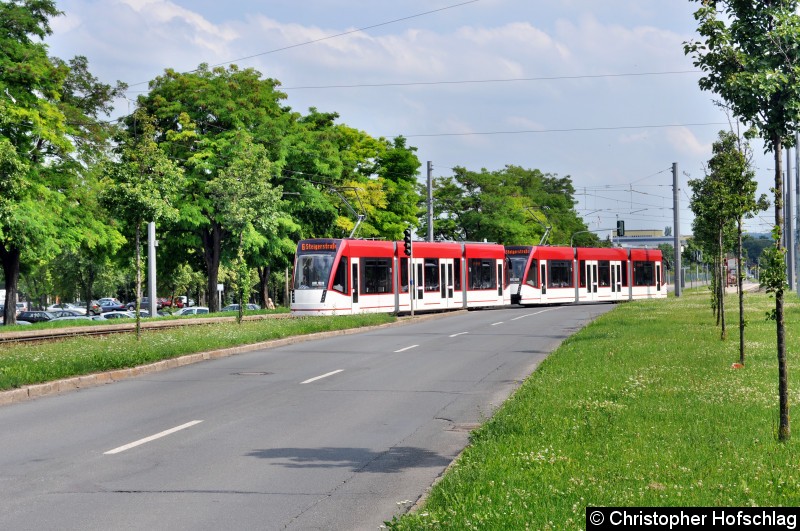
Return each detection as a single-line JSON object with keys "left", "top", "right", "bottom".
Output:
{"left": 424, "top": 165, "right": 591, "bottom": 245}
{"left": 685, "top": 0, "right": 800, "bottom": 440}
{"left": 205, "top": 132, "right": 282, "bottom": 321}
{"left": 0, "top": 0, "right": 123, "bottom": 324}
{"left": 100, "top": 110, "right": 183, "bottom": 336}
{"left": 371, "top": 136, "right": 422, "bottom": 239}
{"left": 135, "top": 64, "right": 294, "bottom": 311}
{"left": 690, "top": 130, "right": 766, "bottom": 360}
{"left": 689, "top": 158, "right": 736, "bottom": 337}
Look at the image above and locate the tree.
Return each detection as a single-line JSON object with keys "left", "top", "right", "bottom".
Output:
{"left": 136, "top": 64, "right": 294, "bottom": 312}
{"left": 205, "top": 132, "right": 282, "bottom": 322}
{"left": 424, "top": 165, "right": 592, "bottom": 245}
{"left": 710, "top": 129, "right": 766, "bottom": 364}
{"left": 0, "top": 0, "right": 123, "bottom": 325}
{"left": 690, "top": 130, "right": 766, "bottom": 358}
{"left": 100, "top": 110, "right": 183, "bottom": 337}
{"left": 685, "top": 0, "right": 800, "bottom": 440}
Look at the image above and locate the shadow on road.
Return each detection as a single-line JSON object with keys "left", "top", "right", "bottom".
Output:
{"left": 246, "top": 446, "right": 452, "bottom": 473}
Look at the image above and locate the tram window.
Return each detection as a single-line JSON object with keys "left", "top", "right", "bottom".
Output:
{"left": 294, "top": 254, "right": 334, "bottom": 290}
{"left": 508, "top": 256, "right": 527, "bottom": 283}
{"left": 400, "top": 258, "right": 409, "bottom": 292}
{"left": 361, "top": 258, "right": 393, "bottom": 294}
{"left": 598, "top": 261, "right": 610, "bottom": 287}
{"left": 548, "top": 260, "right": 573, "bottom": 288}
{"left": 634, "top": 261, "right": 655, "bottom": 286}
{"left": 579, "top": 260, "right": 586, "bottom": 288}
{"left": 424, "top": 258, "right": 440, "bottom": 291}
{"left": 525, "top": 259, "right": 538, "bottom": 287}
{"left": 633, "top": 261, "right": 655, "bottom": 286}
{"left": 453, "top": 258, "right": 462, "bottom": 290}
{"left": 621, "top": 262, "right": 628, "bottom": 286}
{"left": 468, "top": 258, "right": 496, "bottom": 290}
{"left": 331, "top": 257, "right": 347, "bottom": 293}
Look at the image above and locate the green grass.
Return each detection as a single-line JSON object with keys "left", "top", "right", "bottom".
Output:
{"left": 0, "top": 313, "right": 394, "bottom": 390}
{"left": 387, "top": 290, "right": 800, "bottom": 530}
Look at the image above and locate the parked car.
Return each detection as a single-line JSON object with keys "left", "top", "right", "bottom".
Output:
{"left": 99, "top": 300, "right": 127, "bottom": 312}
{"left": 50, "top": 315, "right": 96, "bottom": 322}
{"left": 16, "top": 310, "right": 57, "bottom": 323}
{"left": 2, "top": 319, "right": 31, "bottom": 326}
{"left": 71, "top": 300, "right": 102, "bottom": 315}
{"left": 126, "top": 297, "right": 163, "bottom": 311}
{"left": 49, "top": 309, "right": 83, "bottom": 319}
{"left": 175, "top": 296, "right": 195, "bottom": 308}
{"left": 221, "top": 303, "right": 261, "bottom": 312}
{"left": 47, "top": 302, "right": 88, "bottom": 315}
{"left": 174, "top": 306, "right": 209, "bottom": 316}
{"left": 102, "top": 311, "right": 136, "bottom": 320}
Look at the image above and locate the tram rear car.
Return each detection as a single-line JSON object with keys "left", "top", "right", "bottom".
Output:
{"left": 291, "top": 239, "right": 508, "bottom": 316}
{"left": 506, "top": 245, "right": 665, "bottom": 306}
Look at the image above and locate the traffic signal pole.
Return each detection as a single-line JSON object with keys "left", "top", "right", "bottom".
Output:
{"left": 673, "top": 162, "right": 682, "bottom": 297}
{"left": 404, "top": 228, "right": 414, "bottom": 316}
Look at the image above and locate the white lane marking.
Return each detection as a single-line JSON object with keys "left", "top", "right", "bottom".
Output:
{"left": 511, "top": 309, "right": 555, "bottom": 321}
{"left": 104, "top": 420, "right": 203, "bottom": 455}
{"left": 301, "top": 369, "right": 344, "bottom": 384}
{"left": 394, "top": 344, "right": 419, "bottom": 353}
{"left": 491, "top": 322, "right": 503, "bottom": 326}
{"left": 449, "top": 332, "right": 469, "bottom": 338}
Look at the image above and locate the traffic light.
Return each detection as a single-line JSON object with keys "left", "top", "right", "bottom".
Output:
{"left": 403, "top": 228, "right": 412, "bottom": 256}
{"left": 616, "top": 220, "right": 625, "bottom": 237}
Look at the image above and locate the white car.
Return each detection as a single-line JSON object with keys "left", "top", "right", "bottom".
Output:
{"left": 102, "top": 311, "right": 136, "bottom": 320}
{"left": 174, "top": 306, "right": 209, "bottom": 316}
{"left": 47, "top": 302, "right": 87, "bottom": 315}
{"left": 50, "top": 315, "right": 97, "bottom": 322}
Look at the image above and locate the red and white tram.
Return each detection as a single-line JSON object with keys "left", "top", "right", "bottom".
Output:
{"left": 291, "top": 239, "right": 508, "bottom": 316}
{"left": 506, "top": 245, "right": 666, "bottom": 306}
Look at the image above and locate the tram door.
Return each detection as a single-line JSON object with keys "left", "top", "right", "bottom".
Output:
{"left": 656, "top": 263, "right": 662, "bottom": 293}
{"left": 350, "top": 259, "right": 360, "bottom": 313}
{"left": 440, "top": 260, "right": 456, "bottom": 309}
{"left": 539, "top": 262, "right": 547, "bottom": 302}
{"left": 611, "top": 263, "right": 623, "bottom": 300}
{"left": 584, "top": 261, "right": 598, "bottom": 302}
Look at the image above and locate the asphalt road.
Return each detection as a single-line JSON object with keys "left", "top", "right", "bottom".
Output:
{"left": 0, "top": 304, "right": 613, "bottom": 530}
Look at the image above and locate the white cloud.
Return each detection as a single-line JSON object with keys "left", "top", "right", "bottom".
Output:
{"left": 666, "top": 127, "right": 711, "bottom": 157}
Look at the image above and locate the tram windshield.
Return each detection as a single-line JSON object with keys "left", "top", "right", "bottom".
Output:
{"left": 507, "top": 255, "right": 528, "bottom": 283}
{"left": 294, "top": 254, "right": 335, "bottom": 290}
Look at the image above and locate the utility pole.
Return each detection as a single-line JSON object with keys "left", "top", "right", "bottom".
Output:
{"left": 673, "top": 162, "right": 682, "bottom": 297}
{"left": 147, "top": 221, "right": 157, "bottom": 317}
{"left": 796, "top": 132, "right": 800, "bottom": 294}
{"left": 427, "top": 161, "right": 434, "bottom": 242}
{"left": 787, "top": 148, "right": 795, "bottom": 290}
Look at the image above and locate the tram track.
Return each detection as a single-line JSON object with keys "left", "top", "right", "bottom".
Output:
{"left": 0, "top": 313, "right": 293, "bottom": 345}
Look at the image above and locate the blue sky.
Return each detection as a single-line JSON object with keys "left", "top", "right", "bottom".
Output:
{"left": 45, "top": 0, "right": 780, "bottom": 238}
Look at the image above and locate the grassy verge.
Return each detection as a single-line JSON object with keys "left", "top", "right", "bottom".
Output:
{"left": 388, "top": 290, "right": 800, "bottom": 530}
{"left": 0, "top": 313, "right": 394, "bottom": 390}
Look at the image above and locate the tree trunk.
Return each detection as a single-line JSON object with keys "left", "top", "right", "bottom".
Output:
{"left": 0, "top": 243, "right": 20, "bottom": 325}
{"left": 258, "top": 266, "right": 270, "bottom": 308}
{"left": 201, "top": 222, "right": 224, "bottom": 313}
{"left": 737, "top": 219, "right": 745, "bottom": 365}
{"left": 774, "top": 139, "right": 789, "bottom": 441}
{"left": 719, "top": 228, "right": 726, "bottom": 340}
{"left": 711, "top": 255, "right": 719, "bottom": 320}
{"left": 135, "top": 222, "right": 142, "bottom": 340}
